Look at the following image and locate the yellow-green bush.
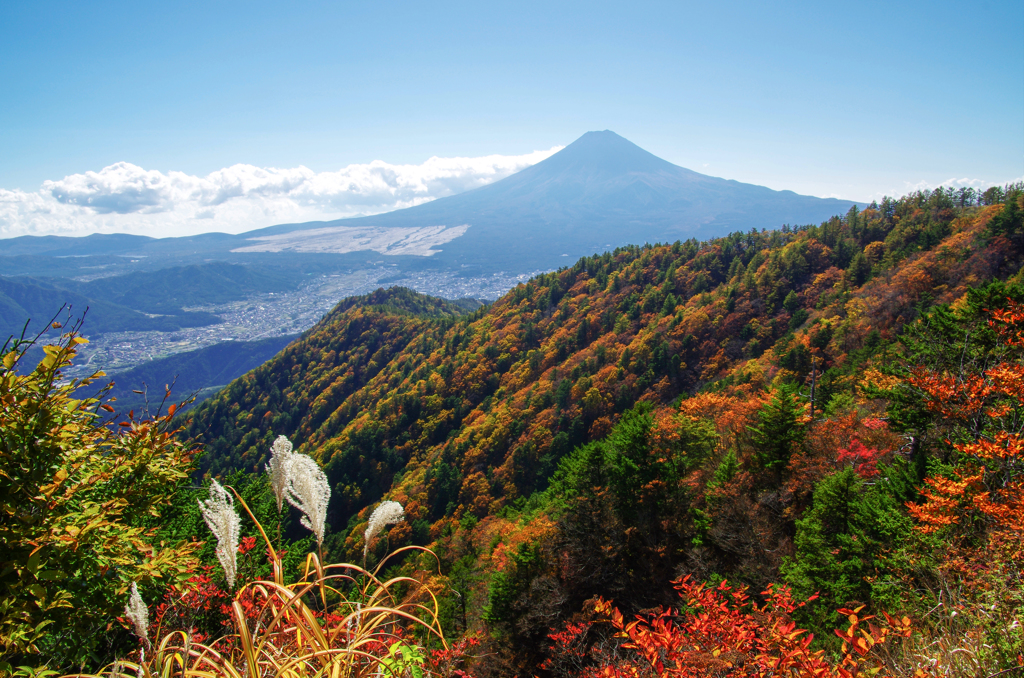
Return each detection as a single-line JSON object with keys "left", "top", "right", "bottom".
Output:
{"left": 0, "top": 322, "right": 200, "bottom": 669}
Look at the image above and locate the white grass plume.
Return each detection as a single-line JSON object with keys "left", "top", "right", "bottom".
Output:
{"left": 198, "top": 479, "right": 241, "bottom": 588}
{"left": 364, "top": 500, "right": 405, "bottom": 559}
{"left": 266, "top": 435, "right": 293, "bottom": 512}
{"left": 125, "top": 582, "right": 149, "bottom": 647}
{"left": 286, "top": 454, "right": 330, "bottom": 548}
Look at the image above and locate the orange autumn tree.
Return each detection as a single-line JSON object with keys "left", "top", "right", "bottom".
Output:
{"left": 887, "top": 297, "right": 1024, "bottom": 673}
{"left": 904, "top": 300, "right": 1024, "bottom": 545}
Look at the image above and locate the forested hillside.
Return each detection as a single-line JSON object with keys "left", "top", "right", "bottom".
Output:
{"left": 177, "top": 184, "right": 1024, "bottom": 674}
{"left": 0, "top": 276, "right": 221, "bottom": 340}
{"left": 186, "top": 287, "right": 475, "bottom": 478}
{"left": 187, "top": 186, "right": 1020, "bottom": 513}
{"left": 6, "top": 185, "right": 1022, "bottom": 674}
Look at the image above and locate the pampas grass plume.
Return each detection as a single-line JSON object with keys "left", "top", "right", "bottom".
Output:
{"left": 286, "top": 453, "right": 330, "bottom": 547}
{"left": 267, "top": 434, "right": 293, "bottom": 512}
{"left": 198, "top": 479, "right": 241, "bottom": 588}
{"left": 125, "top": 581, "right": 149, "bottom": 646}
{"left": 364, "top": 500, "right": 405, "bottom": 559}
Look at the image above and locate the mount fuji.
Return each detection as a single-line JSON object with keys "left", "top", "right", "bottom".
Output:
{"left": 236, "top": 130, "right": 862, "bottom": 270}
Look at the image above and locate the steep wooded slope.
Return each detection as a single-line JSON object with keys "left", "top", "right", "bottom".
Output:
{"left": 185, "top": 287, "right": 472, "bottom": 482}
{"left": 175, "top": 186, "right": 1024, "bottom": 675}
{"left": 185, "top": 189, "right": 1021, "bottom": 535}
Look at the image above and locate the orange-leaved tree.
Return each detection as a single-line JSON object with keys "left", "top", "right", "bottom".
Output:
{"left": 904, "top": 301, "right": 1024, "bottom": 544}
{"left": 896, "top": 298, "right": 1024, "bottom": 672}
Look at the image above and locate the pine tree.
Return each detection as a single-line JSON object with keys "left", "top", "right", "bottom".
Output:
{"left": 749, "top": 383, "right": 804, "bottom": 471}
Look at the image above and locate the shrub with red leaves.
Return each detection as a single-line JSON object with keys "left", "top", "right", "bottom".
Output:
{"left": 542, "top": 576, "right": 930, "bottom": 678}
{"left": 836, "top": 438, "right": 884, "bottom": 479}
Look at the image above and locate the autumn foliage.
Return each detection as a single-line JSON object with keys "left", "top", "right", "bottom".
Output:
{"left": 0, "top": 318, "right": 201, "bottom": 666}
{"left": 171, "top": 188, "right": 1024, "bottom": 675}
{"left": 542, "top": 577, "right": 928, "bottom": 678}
{"left": 905, "top": 301, "right": 1024, "bottom": 542}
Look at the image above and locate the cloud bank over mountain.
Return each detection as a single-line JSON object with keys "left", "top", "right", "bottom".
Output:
{"left": 0, "top": 147, "right": 562, "bottom": 238}
{"left": 890, "top": 175, "right": 1024, "bottom": 199}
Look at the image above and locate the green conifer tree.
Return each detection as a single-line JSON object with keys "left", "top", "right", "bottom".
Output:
{"left": 749, "top": 383, "right": 804, "bottom": 471}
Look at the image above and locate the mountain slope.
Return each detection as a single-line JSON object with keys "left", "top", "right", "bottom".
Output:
{"left": 184, "top": 287, "right": 474, "bottom": 476}
{"left": 185, "top": 191, "right": 1016, "bottom": 526}
{"left": 177, "top": 187, "right": 1023, "bottom": 673}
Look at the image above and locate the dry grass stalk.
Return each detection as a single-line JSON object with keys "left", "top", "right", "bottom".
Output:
{"left": 79, "top": 493, "right": 445, "bottom": 678}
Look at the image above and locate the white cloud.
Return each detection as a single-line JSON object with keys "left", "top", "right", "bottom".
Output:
{"left": 865, "top": 175, "right": 1024, "bottom": 203}
{"left": 0, "top": 147, "right": 562, "bottom": 239}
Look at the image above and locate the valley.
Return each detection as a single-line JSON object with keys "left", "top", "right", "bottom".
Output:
{"left": 64, "top": 269, "right": 389, "bottom": 377}
{"left": 62, "top": 265, "right": 533, "bottom": 380}
{"left": 3, "top": 0, "right": 1019, "bottom": 671}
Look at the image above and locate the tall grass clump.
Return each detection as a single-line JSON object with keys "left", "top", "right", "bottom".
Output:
{"left": 92, "top": 493, "right": 458, "bottom": 678}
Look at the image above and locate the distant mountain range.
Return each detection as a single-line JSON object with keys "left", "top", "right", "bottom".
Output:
{"left": 0, "top": 276, "right": 222, "bottom": 341}
{"left": 1, "top": 131, "right": 863, "bottom": 276}
{"left": 0, "top": 262, "right": 312, "bottom": 340}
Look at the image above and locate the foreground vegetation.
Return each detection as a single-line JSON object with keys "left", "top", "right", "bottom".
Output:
{"left": 2, "top": 184, "right": 1023, "bottom": 675}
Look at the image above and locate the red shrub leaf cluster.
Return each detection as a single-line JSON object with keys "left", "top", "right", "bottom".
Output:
{"left": 544, "top": 576, "right": 930, "bottom": 678}
{"left": 836, "top": 438, "right": 884, "bottom": 479}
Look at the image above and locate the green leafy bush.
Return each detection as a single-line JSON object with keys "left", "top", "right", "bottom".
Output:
{"left": 0, "top": 323, "right": 200, "bottom": 669}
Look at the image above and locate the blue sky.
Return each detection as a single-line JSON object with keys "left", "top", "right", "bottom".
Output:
{"left": 1, "top": 0, "right": 1021, "bottom": 237}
